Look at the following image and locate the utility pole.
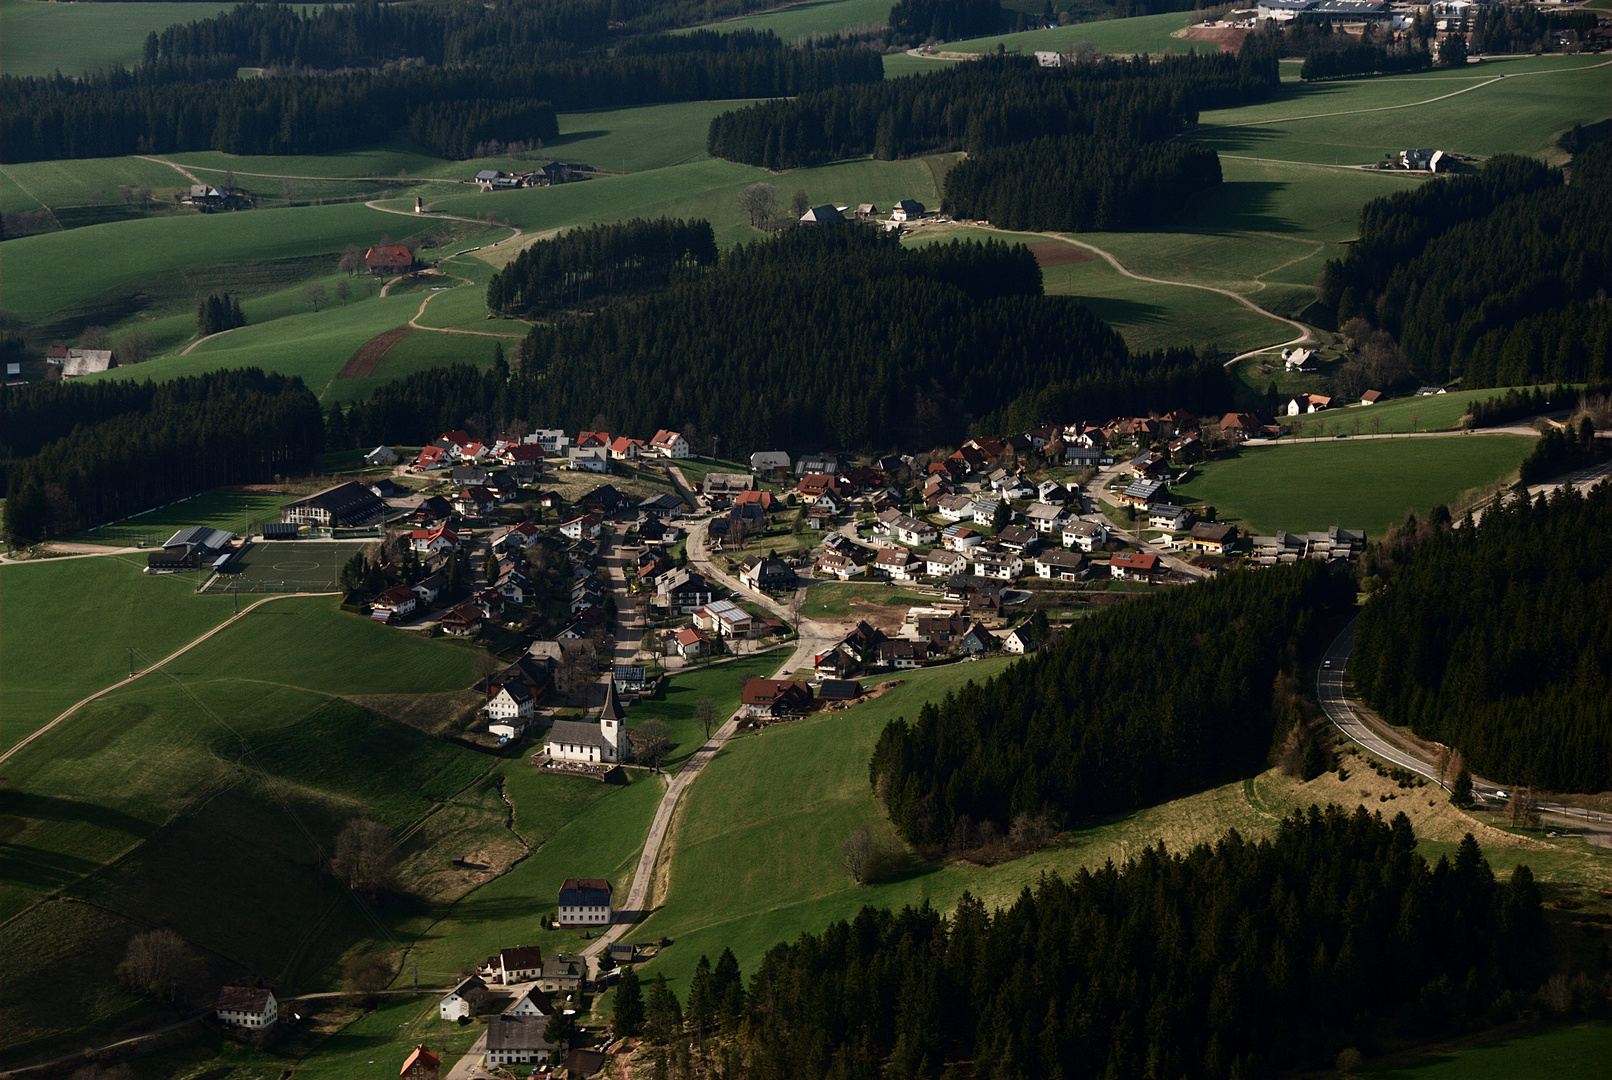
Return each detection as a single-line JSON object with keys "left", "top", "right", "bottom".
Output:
{"left": 233, "top": 585, "right": 239, "bottom": 615}
{"left": 128, "top": 647, "right": 136, "bottom": 678}
{"left": 413, "top": 965, "right": 419, "bottom": 992}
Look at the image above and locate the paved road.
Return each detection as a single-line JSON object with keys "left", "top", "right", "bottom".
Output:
{"left": 1317, "top": 620, "right": 1610, "bottom": 826}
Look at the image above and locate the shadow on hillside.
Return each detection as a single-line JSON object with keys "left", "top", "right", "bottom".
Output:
{"left": 0, "top": 789, "right": 156, "bottom": 838}
{"left": 0, "top": 842, "right": 107, "bottom": 892}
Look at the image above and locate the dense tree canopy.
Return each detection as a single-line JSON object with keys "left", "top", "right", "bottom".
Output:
{"left": 870, "top": 562, "right": 1355, "bottom": 848}
{"left": 1320, "top": 145, "right": 1612, "bottom": 387}
{"left": 487, "top": 217, "right": 719, "bottom": 316}
{"left": 732, "top": 810, "right": 1543, "bottom": 1080}
{"left": 885, "top": 0, "right": 1008, "bottom": 46}
{"left": 3, "top": 369, "right": 322, "bottom": 542}
{"left": 1352, "top": 481, "right": 1612, "bottom": 792}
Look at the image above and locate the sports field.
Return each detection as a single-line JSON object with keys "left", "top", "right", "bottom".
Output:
{"left": 1172, "top": 434, "right": 1535, "bottom": 537}
{"left": 210, "top": 539, "right": 357, "bottom": 594}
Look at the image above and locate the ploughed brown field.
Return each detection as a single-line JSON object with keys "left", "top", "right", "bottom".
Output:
{"left": 338, "top": 324, "right": 414, "bottom": 379}
{"left": 1027, "top": 241, "right": 1094, "bottom": 268}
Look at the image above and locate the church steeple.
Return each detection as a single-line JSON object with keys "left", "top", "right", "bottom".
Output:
{"left": 601, "top": 679, "right": 625, "bottom": 724}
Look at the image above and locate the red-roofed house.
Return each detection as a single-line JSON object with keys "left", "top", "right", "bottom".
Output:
{"left": 365, "top": 245, "right": 416, "bottom": 276}
{"left": 401, "top": 1044, "right": 440, "bottom": 1080}
{"left": 1219, "top": 413, "right": 1261, "bottom": 441}
{"left": 649, "top": 430, "right": 690, "bottom": 458}
{"left": 577, "top": 431, "right": 610, "bottom": 449}
{"left": 671, "top": 625, "right": 712, "bottom": 659}
{"left": 1110, "top": 551, "right": 1161, "bottom": 581}
{"left": 741, "top": 678, "right": 814, "bottom": 718}
{"left": 410, "top": 522, "right": 459, "bottom": 555}
{"left": 608, "top": 436, "right": 645, "bottom": 461}
{"left": 416, "top": 445, "right": 448, "bottom": 471}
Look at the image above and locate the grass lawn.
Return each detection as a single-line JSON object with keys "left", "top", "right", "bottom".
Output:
{"left": 0, "top": 0, "right": 240, "bottom": 78}
{"left": 674, "top": 0, "right": 894, "bottom": 41}
{"left": 1196, "top": 60, "right": 1612, "bottom": 165}
{"left": 1172, "top": 434, "right": 1535, "bottom": 537}
{"left": 64, "top": 488, "right": 299, "bottom": 547}
{"left": 1366, "top": 1023, "right": 1612, "bottom": 1080}
{"left": 802, "top": 581, "right": 931, "bottom": 618}
{"left": 0, "top": 555, "right": 235, "bottom": 751}
{"left": 939, "top": 11, "right": 1208, "bottom": 57}
{"left": 627, "top": 654, "right": 784, "bottom": 770}
{"left": 1223, "top": 385, "right": 1548, "bottom": 435}
{"left": 0, "top": 155, "right": 204, "bottom": 216}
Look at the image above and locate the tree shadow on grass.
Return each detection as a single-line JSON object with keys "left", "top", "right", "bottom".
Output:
{"left": 0, "top": 789, "right": 156, "bottom": 838}
{"left": 0, "top": 842, "right": 107, "bottom": 893}
{"left": 1172, "top": 181, "right": 1305, "bottom": 234}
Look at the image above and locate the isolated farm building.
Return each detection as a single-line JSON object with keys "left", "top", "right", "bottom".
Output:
{"left": 557, "top": 878, "right": 614, "bottom": 927}
{"left": 1414, "top": 386, "right": 1447, "bottom": 397}
{"left": 185, "top": 183, "right": 227, "bottom": 205}
{"left": 365, "top": 245, "right": 416, "bottom": 275}
{"left": 1185, "top": 522, "right": 1238, "bottom": 555}
{"left": 1034, "top": 50, "right": 1065, "bottom": 67}
{"left": 1282, "top": 347, "right": 1317, "bottom": 372}
{"left": 855, "top": 203, "right": 880, "bottom": 219}
{"left": 216, "top": 986, "right": 278, "bottom": 1029}
{"left": 891, "top": 199, "right": 925, "bottom": 221}
{"left": 1110, "top": 551, "right": 1161, "bottom": 581}
{"left": 1360, "top": 389, "right": 1386, "bottom": 405}
{"left": 440, "top": 976, "right": 490, "bottom": 1021}
{"left": 60, "top": 349, "right": 115, "bottom": 377}
{"left": 1399, "top": 148, "right": 1446, "bottom": 172}
{"left": 798, "top": 204, "right": 845, "bottom": 224}
{"left": 401, "top": 1043, "right": 440, "bottom": 1080}
{"left": 1063, "top": 519, "right": 1109, "bottom": 551}
{"left": 484, "top": 1015, "right": 557, "bottom": 1067}
{"left": 282, "top": 480, "right": 387, "bottom": 528}
{"left": 1034, "top": 549, "right": 1087, "bottom": 581}
{"left": 1287, "top": 393, "right": 1332, "bottom": 415}
{"left": 364, "top": 445, "right": 399, "bottom": 466}
{"left": 741, "top": 678, "right": 814, "bottom": 718}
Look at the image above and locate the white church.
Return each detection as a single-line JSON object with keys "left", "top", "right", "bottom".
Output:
{"left": 543, "top": 681, "right": 630, "bottom": 764}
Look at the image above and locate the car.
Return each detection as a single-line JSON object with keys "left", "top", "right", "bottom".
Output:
{"left": 1334, "top": 433, "right": 1348, "bottom": 439}
{"left": 1322, "top": 659, "right": 1332, "bottom": 668}
{"left": 1494, "top": 790, "right": 1509, "bottom": 800}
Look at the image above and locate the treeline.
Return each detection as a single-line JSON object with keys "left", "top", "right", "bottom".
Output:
{"left": 885, "top": 0, "right": 1008, "bottom": 47}
{"left": 409, "top": 100, "right": 558, "bottom": 161}
{"left": 1352, "top": 481, "right": 1612, "bottom": 792}
{"left": 978, "top": 350, "right": 1234, "bottom": 434}
{"left": 706, "top": 50, "right": 1279, "bottom": 169}
{"left": 1275, "top": 17, "right": 1432, "bottom": 80}
{"left": 723, "top": 811, "right": 1543, "bottom": 1080}
{"left": 1319, "top": 146, "right": 1612, "bottom": 387}
{"left": 942, "top": 133, "right": 1222, "bottom": 230}
{"left": 1, "top": 36, "right": 881, "bottom": 162}
{"left": 1519, "top": 419, "right": 1609, "bottom": 486}
{"left": 334, "top": 229, "right": 1235, "bottom": 452}
{"left": 1299, "top": 40, "right": 1430, "bottom": 80}
{"left": 1464, "top": 384, "right": 1599, "bottom": 429}
{"left": 195, "top": 291, "right": 245, "bottom": 337}
{"left": 486, "top": 218, "right": 718, "bottom": 316}
{"left": 1469, "top": 6, "right": 1600, "bottom": 55}
{"left": 3, "top": 370, "right": 323, "bottom": 542}
{"left": 870, "top": 562, "right": 1354, "bottom": 848}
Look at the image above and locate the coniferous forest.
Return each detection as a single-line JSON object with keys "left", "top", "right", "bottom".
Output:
{"left": 702, "top": 810, "right": 1544, "bottom": 1080}
{"left": 1319, "top": 145, "right": 1612, "bottom": 387}
{"left": 1352, "top": 482, "right": 1612, "bottom": 792}
{"left": 2, "top": 370, "right": 323, "bottom": 542}
{"left": 869, "top": 562, "right": 1355, "bottom": 848}
{"left": 486, "top": 218, "right": 719, "bottom": 317}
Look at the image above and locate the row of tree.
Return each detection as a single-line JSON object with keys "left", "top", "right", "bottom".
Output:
{"left": 1467, "top": 6, "right": 1601, "bottom": 55}
{"left": 1318, "top": 145, "right": 1612, "bottom": 387}
{"left": 638, "top": 810, "right": 1545, "bottom": 1079}
{"left": 486, "top": 217, "right": 719, "bottom": 316}
{"left": 408, "top": 99, "right": 559, "bottom": 161}
{"left": 1, "top": 36, "right": 882, "bottom": 162}
{"left": 2, "top": 369, "right": 323, "bottom": 542}
{"left": 194, "top": 290, "right": 246, "bottom": 337}
{"left": 1352, "top": 481, "right": 1612, "bottom": 792}
{"left": 705, "top": 49, "right": 1280, "bottom": 169}
{"left": 885, "top": 0, "right": 1009, "bottom": 46}
{"left": 869, "top": 562, "right": 1355, "bottom": 849}
{"left": 1462, "top": 384, "right": 1601, "bottom": 429}
{"left": 941, "top": 133, "right": 1223, "bottom": 231}
{"left": 1517, "top": 419, "right": 1609, "bottom": 486}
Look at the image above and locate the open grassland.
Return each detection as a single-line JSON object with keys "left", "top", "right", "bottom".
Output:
{"left": 0, "top": 556, "right": 234, "bottom": 751}
{"left": 64, "top": 489, "right": 299, "bottom": 547}
{"left": 938, "top": 10, "right": 1206, "bottom": 57}
{"left": 801, "top": 581, "right": 932, "bottom": 619}
{"left": 0, "top": 156, "right": 201, "bottom": 216}
{"left": 675, "top": 0, "right": 893, "bottom": 41}
{"left": 1366, "top": 1023, "right": 1612, "bottom": 1080}
{"left": 1173, "top": 434, "right": 1534, "bottom": 536}
{"left": 1196, "top": 60, "right": 1612, "bottom": 165}
{"left": 0, "top": 0, "right": 239, "bottom": 78}
{"left": 623, "top": 658, "right": 1608, "bottom": 996}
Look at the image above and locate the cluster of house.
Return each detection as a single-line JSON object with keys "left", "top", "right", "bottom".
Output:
{"left": 472, "top": 162, "right": 583, "bottom": 190}
{"left": 440, "top": 934, "right": 594, "bottom": 1068}
{"left": 799, "top": 199, "right": 928, "bottom": 230}
{"left": 414, "top": 425, "right": 691, "bottom": 477}
{"left": 809, "top": 608, "right": 1041, "bottom": 682}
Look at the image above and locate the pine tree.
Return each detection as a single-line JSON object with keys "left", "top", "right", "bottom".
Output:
{"left": 685, "top": 955, "right": 716, "bottom": 1039}
{"left": 613, "top": 967, "right": 645, "bottom": 1037}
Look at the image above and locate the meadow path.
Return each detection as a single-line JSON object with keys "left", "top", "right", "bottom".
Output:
{"left": 0, "top": 590, "right": 338, "bottom": 767}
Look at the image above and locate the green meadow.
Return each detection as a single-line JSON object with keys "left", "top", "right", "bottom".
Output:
{"left": 1173, "top": 434, "right": 1535, "bottom": 537}
{"left": 675, "top": 0, "right": 894, "bottom": 41}
{"left": 939, "top": 10, "right": 1208, "bottom": 57}
{"left": 1366, "top": 1023, "right": 1612, "bottom": 1080}
{"left": 625, "top": 654, "right": 786, "bottom": 771}
{"left": 0, "top": 0, "right": 240, "bottom": 78}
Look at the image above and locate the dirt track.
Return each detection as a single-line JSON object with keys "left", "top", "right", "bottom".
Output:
{"left": 338, "top": 324, "right": 414, "bottom": 378}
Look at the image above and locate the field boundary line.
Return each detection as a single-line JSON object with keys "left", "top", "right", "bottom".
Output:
{"left": 179, "top": 323, "right": 249, "bottom": 356}
{"left": 136, "top": 155, "right": 201, "bottom": 185}
{"left": 0, "top": 591, "right": 337, "bottom": 766}
{"left": 1, "top": 168, "right": 62, "bottom": 228}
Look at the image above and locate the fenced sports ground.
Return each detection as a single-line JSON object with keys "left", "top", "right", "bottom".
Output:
{"left": 201, "top": 540, "right": 367, "bottom": 594}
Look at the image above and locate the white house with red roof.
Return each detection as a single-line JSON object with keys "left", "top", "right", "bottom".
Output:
{"left": 560, "top": 514, "right": 603, "bottom": 540}
{"left": 410, "top": 522, "right": 459, "bottom": 555}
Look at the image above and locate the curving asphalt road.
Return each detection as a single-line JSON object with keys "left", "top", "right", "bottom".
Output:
{"left": 1317, "top": 620, "right": 1610, "bottom": 826}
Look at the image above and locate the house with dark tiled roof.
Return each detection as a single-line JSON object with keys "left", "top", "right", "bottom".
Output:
{"left": 217, "top": 986, "right": 277, "bottom": 1029}
{"left": 557, "top": 878, "right": 613, "bottom": 927}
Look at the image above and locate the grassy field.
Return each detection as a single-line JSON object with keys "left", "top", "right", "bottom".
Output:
{"left": 675, "top": 0, "right": 893, "bottom": 40}
{"left": 1196, "top": 60, "right": 1612, "bottom": 166}
{"left": 617, "top": 656, "right": 1609, "bottom": 997}
{"left": 627, "top": 654, "right": 786, "bottom": 771}
{"left": 801, "top": 581, "right": 931, "bottom": 619}
{"left": 1221, "top": 385, "right": 1546, "bottom": 435}
{"left": 1366, "top": 1023, "right": 1612, "bottom": 1080}
{"left": 64, "top": 488, "right": 300, "bottom": 547}
{"left": 938, "top": 10, "right": 1208, "bottom": 57}
{"left": 0, "top": 0, "right": 240, "bottom": 78}
{"left": 1173, "top": 434, "right": 1535, "bottom": 537}
{"left": 0, "top": 555, "right": 234, "bottom": 751}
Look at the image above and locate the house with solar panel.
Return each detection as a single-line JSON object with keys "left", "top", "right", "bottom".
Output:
{"left": 556, "top": 878, "right": 614, "bottom": 927}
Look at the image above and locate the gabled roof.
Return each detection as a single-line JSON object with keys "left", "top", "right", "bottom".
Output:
{"left": 558, "top": 877, "right": 613, "bottom": 907}
{"left": 401, "top": 1044, "right": 440, "bottom": 1075}
{"left": 366, "top": 245, "right": 414, "bottom": 269}
{"left": 217, "top": 986, "right": 273, "bottom": 1013}
{"left": 485, "top": 1014, "right": 553, "bottom": 1052}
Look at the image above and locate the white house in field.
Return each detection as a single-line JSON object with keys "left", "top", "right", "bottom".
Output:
{"left": 440, "top": 976, "right": 490, "bottom": 1021}
{"left": 649, "top": 429, "right": 691, "bottom": 458}
{"left": 217, "top": 987, "right": 278, "bottom": 1029}
{"left": 557, "top": 877, "right": 614, "bottom": 927}
{"left": 543, "top": 682, "right": 630, "bottom": 764}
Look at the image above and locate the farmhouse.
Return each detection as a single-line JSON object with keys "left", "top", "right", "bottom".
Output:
{"left": 1110, "top": 551, "right": 1161, "bottom": 581}
{"left": 440, "top": 976, "right": 490, "bottom": 1021}
{"left": 365, "top": 245, "right": 417, "bottom": 276}
{"left": 798, "top": 204, "right": 844, "bottom": 224}
{"left": 217, "top": 987, "right": 277, "bottom": 1029}
{"left": 741, "top": 678, "right": 814, "bottom": 718}
{"left": 1360, "top": 389, "right": 1386, "bottom": 405}
{"left": 1283, "top": 347, "right": 1316, "bottom": 372}
{"left": 481, "top": 945, "right": 546, "bottom": 985}
{"left": 485, "top": 1015, "right": 556, "bottom": 1068}
{"left": 59, "top": 349, "right": 115, "bottom": 378}
{"left": 400, "top": 1044, "right": 440, "bottom": 1080}
{"left": 282, "top": 481, "right": 387, "bottom": 528}
{"left": 557, "top": 878, "right": 614, "bottom": 927}
{"left": 891, "top": 199, "right": 925, "bottom": 221}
